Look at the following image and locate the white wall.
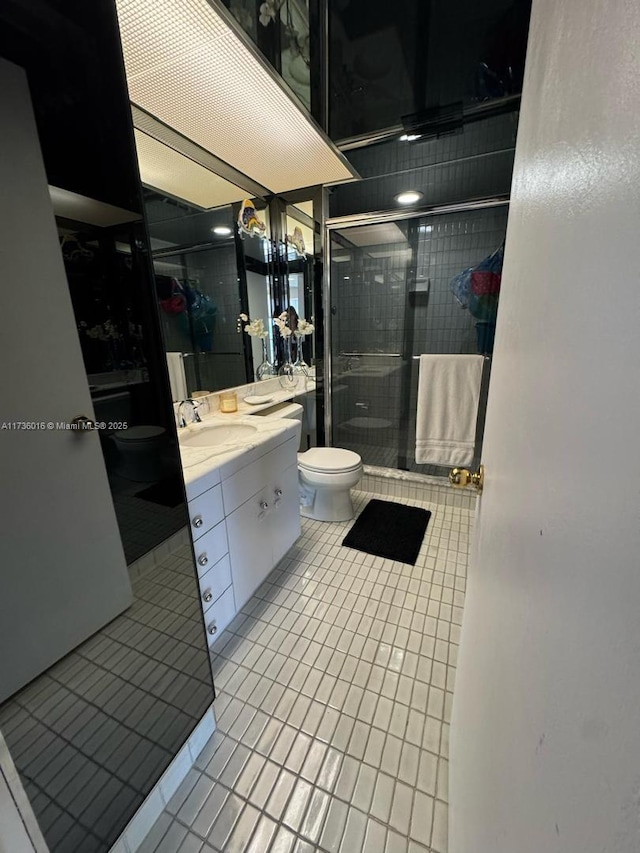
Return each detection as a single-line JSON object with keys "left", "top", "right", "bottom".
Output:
{"left": 450, "top": 0, "right": 640, "bottom": 851}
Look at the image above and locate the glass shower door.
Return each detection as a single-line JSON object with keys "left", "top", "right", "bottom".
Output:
{"left": 328, "top": 203, "right": 509, "bottom": 476}
{"left": 328, "top": 222, "right": 413, "bottom": 469}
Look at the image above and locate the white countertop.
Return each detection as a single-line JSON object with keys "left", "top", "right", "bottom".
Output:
{"left": 178, "top": 408, "right": 300, "bottom": 500}
{"left": 176, "top": 375, "right": 315, "bottom": 499}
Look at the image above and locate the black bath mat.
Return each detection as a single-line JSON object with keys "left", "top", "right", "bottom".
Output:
{"left": 342, "top": 499, "right": 431, "bottom": 565}
{"left": 135, "top": 474, "right": 185, "bottom": 508}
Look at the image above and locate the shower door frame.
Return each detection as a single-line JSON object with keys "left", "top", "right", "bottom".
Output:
{"left": 323, "top": 195, "right": 510, "bottom": 459}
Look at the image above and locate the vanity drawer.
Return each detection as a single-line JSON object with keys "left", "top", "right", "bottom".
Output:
{"left": 222, "top": 435, "right": 299, "bottom": 515}
{"left": 192, "top": 519, "right": 228, "bottom": 577}
{"left": 198, "top": 554, "right": 232, "bottom": 611}
{"left": 189, "top": 483, "right": 224, "bottom": 540}
{"left": 204, "top": 586, "right": 236, "bottom": 647}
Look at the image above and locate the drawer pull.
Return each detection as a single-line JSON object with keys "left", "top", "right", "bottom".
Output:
{"left": 202, "top": 589, "right": 213, "bottom": 603}
{"left": 192, "top": 515, "right": 204, "bottom": 529}
{"left": 198, "top": 553, "right": 208, "bottom": 567}
{"left": 274, "top": 488, "right": 283, "bottom": 497}
{"left": 207, "top": 622, "right": 217, "bottom": 635}
{"left": 260, "top": 500, "right": 269, "bottom": 510}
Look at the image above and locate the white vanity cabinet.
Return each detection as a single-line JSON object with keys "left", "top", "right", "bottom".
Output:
{"left": 183, "top": 424, "right": 300, "bottom": 648}
{"left": 223, "top": 436, "right": 300, "bottom": 610}
{"left": 187, "top": 480, "right": 235, "bottom": 646}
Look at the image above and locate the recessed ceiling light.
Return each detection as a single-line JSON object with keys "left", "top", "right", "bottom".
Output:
{"left": 399, "top": 133, "right": 422, "bottom": 142}
{"left": 395, "top": 191, "right": 423, "bottom": 205}
{"left": 212, "top": 225, "right": 232, "bottom": 236}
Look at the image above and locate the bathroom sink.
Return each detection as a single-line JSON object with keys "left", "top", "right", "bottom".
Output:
{"left": 181, "top": 423, "right": 258, "bottom": 448}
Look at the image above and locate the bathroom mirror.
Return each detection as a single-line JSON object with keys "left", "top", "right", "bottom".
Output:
{"left": 285, "top": 200, "right": 317, "bottom": 369}
{"left": 145, "top": 188, "right": 324, "bottom": 402}
{"left": 0, "top": 2, "right": 215, "bottom": 850}
{"left": 0, "top": 145, "right": 216, "bottom": 853}
{"left": 145, "top": 192, "right": 267, "bottom": 396}
{"left": 59, "top": 216, "right": 189, "bottom": 563}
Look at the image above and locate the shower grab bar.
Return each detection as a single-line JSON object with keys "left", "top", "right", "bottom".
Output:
{"left": 340, "top": 352, "right": 402, "bottom": 357}
{"left": 338, "top": 352, "right": 490, "bottom": 360}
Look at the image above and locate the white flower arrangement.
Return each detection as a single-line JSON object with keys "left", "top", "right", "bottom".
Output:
{"left": 259, "top": 0, "right": 278, "bottom": 26}
{"left": 80, "top": 320, "right": 122, "bottom": 341}
{"left": 238, "top": 314, "right": 268, "bottom": 339}
{"left": 296, "top": 318, "right": 314, "bottom": 337}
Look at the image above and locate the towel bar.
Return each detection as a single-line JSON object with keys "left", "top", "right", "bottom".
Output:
{"left": 340, "top": 352, "right": 402, "bottom": 357}
{"left": 412, "top": 355, "right": 491, "bottom": 360}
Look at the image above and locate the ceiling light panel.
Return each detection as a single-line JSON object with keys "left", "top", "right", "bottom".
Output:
{"left": 134, "top": 130, "right": 247, "bottom": 208}
{"left": 116, "top": 0, "right": 357, "bottom": 194}
{"left": 132, "top": 105, "right": 267, "bottom": 197}
{"left": 116, "top": 0, "right": 228, "bottom": 80}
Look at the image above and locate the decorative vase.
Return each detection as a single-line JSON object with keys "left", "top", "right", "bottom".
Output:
{"left": 278, "top": 336, "right": 302, "bottom": 390}
{"left": 256, "top": 338, "right": 276, "bottom": 381}
{"left": 293, "top": 332, "right": 309, "bottom": 370}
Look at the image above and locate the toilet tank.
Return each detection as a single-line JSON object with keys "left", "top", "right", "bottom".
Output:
{"left": 92, "top": 391, "right": 131, "bottom": 434}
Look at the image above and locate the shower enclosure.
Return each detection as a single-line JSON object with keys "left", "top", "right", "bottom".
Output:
{"left": 326, "top": 199, "right": 508, "bottom": 477}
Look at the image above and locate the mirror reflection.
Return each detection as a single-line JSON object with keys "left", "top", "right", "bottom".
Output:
{"left": 145, "top": 190, "right": 321, "bottom": 417}
{"left": 0, "top": 214, "right": 215, "bottom": 853}
{"left": 0, "top": 3, "right": 215, "bottom": 850}
{"left": 146, "top": 193, "right": 268, "bottom": 396}
{"left": 61, "top": 219, "right": 189, "bottom": 563}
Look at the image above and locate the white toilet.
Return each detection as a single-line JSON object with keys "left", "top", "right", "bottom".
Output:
{"left": 255, "top": 402, "right": 363, "bottom": 522}
{"left": 298, "top": 447, "right": 363, "bottom": 522}
{"left": 93, "top": 391, "right": 167, "bottom": 482}
{"left": 112, "top": 425, "right": 167, "bottom": 482}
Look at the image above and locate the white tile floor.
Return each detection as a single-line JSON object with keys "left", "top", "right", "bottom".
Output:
{"left": 137, "top": 487, "right": 472, "bottom": 853}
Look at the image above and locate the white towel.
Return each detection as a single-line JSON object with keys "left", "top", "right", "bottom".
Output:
{"left": 166, "top": 352, "right": 188, "bottom": 402}
{"left": 415, "top": 354, "right": 484, "bottom": 467}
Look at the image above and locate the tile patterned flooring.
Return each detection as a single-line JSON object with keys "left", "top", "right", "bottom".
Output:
{"left": 0, "top": 544, "right": 213, "bottom": 853}
{"left": 112, "top": 481, "right": 188, "bottom": 565}
{"left": 138, "top": 487, "right": 471, "bottom": 853}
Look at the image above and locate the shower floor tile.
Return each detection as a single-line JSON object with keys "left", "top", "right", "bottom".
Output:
{"left": 138, "top": 487, "right": 471, "bottom": 853}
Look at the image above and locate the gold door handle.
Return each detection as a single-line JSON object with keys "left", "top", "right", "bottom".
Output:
{"left": 449, "top": 464, "right": 484, "bottom": 493}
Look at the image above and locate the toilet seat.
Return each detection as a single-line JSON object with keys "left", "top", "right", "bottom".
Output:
{"left": 298, "top": 447, "right": 361, "bottom": 474}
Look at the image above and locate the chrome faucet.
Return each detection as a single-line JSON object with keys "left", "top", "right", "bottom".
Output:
{"left": 178, "top": 398, "right": 202, "bottom": 428}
